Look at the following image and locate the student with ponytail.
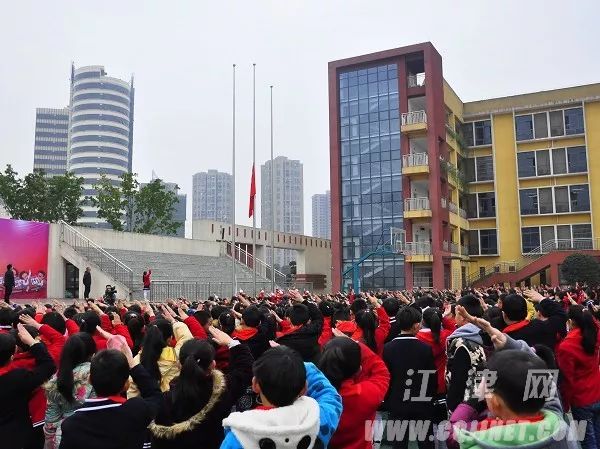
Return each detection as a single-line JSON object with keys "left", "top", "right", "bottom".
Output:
{"left": 318, "top": 335, "right": 390, "bottom": 449}
{"left": 150, "top": 327, "right": 253, "bottom": 449}
{"left": 44, "top": 333, "right": 97, "bottom": 449}
{"left": 346, "top": 294, "right": 390, "bottom": 356}
{"left": 557, "top": 305, "right": 600, "bottom": 449}
{"left": 127, "top": 308, "right": 193, "bottom": 397}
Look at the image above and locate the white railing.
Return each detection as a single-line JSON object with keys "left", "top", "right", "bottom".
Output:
{"left": 407, "top": 73, "right": 425, "bottom": 88}
{"left": 524, "top": 238, "right": 600, "bottom": 256}
{"left": 461, "top": 245, "right": 469, "bottom": 256}
{"left": 404, "top": 197, "right": 430, "bottom": 211}
{"left": 441, "top": 198, "right": 447, "bottom": 209}
{"left": 402, "top": 153, "right": 428, "bottom": 167}
{"left": 223, "top": 241, "right": 287, "bottom": 286}
{"left": 443, "top": 240, "right": 460, "bottom": 254}
{"left": 401, "top": 110, "right": 427, "bottom": 126}
{"left": 404, "top": 242, "right": 432, "bottom": 255}
{"left": 448, "top": 201, "right": 467, "bottom": 218}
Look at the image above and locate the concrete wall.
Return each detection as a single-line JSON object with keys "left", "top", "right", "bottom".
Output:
{"left": 47, "top": 223, "right": 65, "bottom": 298}
{"left": 76, "top": 226, "right": 221, "bottom": 257}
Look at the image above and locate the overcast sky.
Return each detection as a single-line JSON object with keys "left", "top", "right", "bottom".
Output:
{"left": 1, "top": 0, "right": 599, "bottom": 236}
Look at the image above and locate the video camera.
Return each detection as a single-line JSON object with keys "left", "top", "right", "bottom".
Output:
{"left": 104, "top": 285, "right": 117, "bottom": 305}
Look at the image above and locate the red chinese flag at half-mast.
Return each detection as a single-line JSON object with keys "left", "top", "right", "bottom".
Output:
{"left": 249, "top": 164, "right": 256, "bottom": 218}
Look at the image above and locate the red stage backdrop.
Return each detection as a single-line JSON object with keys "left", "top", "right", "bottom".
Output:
{"left": 0, "top": 218, "right": 49, "bottom": 300}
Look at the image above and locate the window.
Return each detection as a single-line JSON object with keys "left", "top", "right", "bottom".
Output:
{"left": 475, "top": 156, "right": 494, "bottom": 181}
{"left": 519, "top": 189, "right": 538, "bottom": 215}
{"left": 567, "top": 146, "right": 587, "bottom": 173}
{"left": 519, "top": 146, "right": 587, "bottom": 177}
{"left": 522, "top": 227, "right": 541, "bottom": 253}
{"left": 572, "top": 224, "right": 592, "bottom": 241}
{"left": 515, "top": 115, "right": 533, "bottom": 140}
{"left": 515, "top": 107, "right": 584, "bottom": 141}
{"left": 468, "top": 230, "right": 479, "bottom": 255}
{"left": 464, "top": 158, "right": 475, "bottom": 182}
{"left": 570, "top": 184, "right": 590, "bottom": 212}
{"left": 556, "top": 225, "right": 571, "bottom": 241}
{"left": 461, "top": 120, "right": 492, "bottom": 146}
{"left": 564, "top": 108, "right": 584, "bottom": 135}
{"left": 466, "top": 194, "right": 478, "bottom": 218}
{"left": 478, "top": 192, "right": 496, "bottom": 218}
{"left": 540, "top": 226, "right": 555, "bottom": 245}
{"left": 554, "top": 186, "right": 569, "bottom": 213}
{"left": 479, "top": 230, "right": 498, "bottom": 255}
{"left": 538, "top": 188, "right": 553, "bottom": 214}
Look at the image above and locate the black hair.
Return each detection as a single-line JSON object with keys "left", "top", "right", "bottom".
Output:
{"left": 532, "top": 344, "right": 557, "bottom": 370}
{"left": 41, "top": 312, "right": 66, "bottom": 335}
{"left": 140, "top": 319, "right": 172, "bottom": 381}
{"left": 171, "top": 338, "right": 216, "bottom": 421}
{"left": 350, "top": 299, "right": 368, "bottom": 315}
{"left": 241, "top": 305, "right": 262, "bottom": 328}
{"left": 63, "top": 306, "right": 78, "bottom": 320}
{"left": 382, "top": 298, "right": 400, "bottom": 318}
{"left": 458, "top": 295, "right": 484, "bottom": 318}
{"left": 318, "top": 337, "right": 361, "bottom": 390}
{"left": 318, "top": 301, "right": 335, "bottom": 318}
{"left": 13, "top": 307, "right": 35, "bottom": 327}
{"left": 211, "top": 305, "right": 227, "bottom": 320}
{"left": 218, "top": 311, "right": 236, "bottom": 335}
{"left": 13, "top": 325, "right": 39, "bottom": 351}
{"left": 501, "top": 294, "right": 528, "bottom": 322}
{"left": 79, "top": 311, "right": 101, "bottom": 335}
{"left": 57, "top": 333, "right": 96, "bottom": 402}
{"left": 123, "top": 311, "right": 144, "bottom": 356}
{"left": 90, "top": 349, "right": 130, "bottom": 397}
{"left": 7, "top": 264, "right": 12, "bottom": 270}
{"left": 0, "top": 308, "right": 14, "bottom": 327}
{"left": 289, "top": 303, "right": 310, "bottom": 326}
{"left": 422, "top": 308, "right": 442, "bottom": 344}
{"left": 414, "top": 295, "right": 435, "bottom": 310}
{"left": 487, "top": 349, "right": 549, "bottom": 414}
{"left": 192, "top": 309, "right": 211, "bottom": 327}
{"left": 569, "top": 305, "right": 598, "bottom": 355}
{"left": 397, "top": 305, "right": 422, "bottom": 332}
{"left": 253, "top": 346, "right": 306, "bottom": 407}
{"left": 354, "top": 309, "right": 378, "bottom": 352}
{"left": 0, "top": 333, "right": 16, "bottom": 366}
{"left": 332, "top": 307, "right": 351, "bottom": 328}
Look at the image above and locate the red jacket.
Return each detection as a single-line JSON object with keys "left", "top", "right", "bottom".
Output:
{"left": 143, "top": 270, "right": 152, "bottom": 288}
{"left": 556, "top": 327, "right": 600, "bottom": 410}
{"left": 68, "top": 314, "right": 134, "bottom": 351}
{"left": 416, "top": 328, "right": 452, "bottom": 394}
{"left": 348, "top": 307, "right": 391, "bottom": 356}
{"left": 319, "top": 317, "right": 333, "bottom": 347}
{"left": 329, "top": 343, "right": 390, "bottom": 449}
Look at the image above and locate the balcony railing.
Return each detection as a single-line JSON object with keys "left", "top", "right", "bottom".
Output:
{"left": 443, "top": 240, "right": 460, "bottom": 254}
{"left": 402, "top": 152, "right": 429, "bottom": 167}
{"left": 401, "top": 110, "right": 427, "bottom": 126}
{"left": 441, "top": 198, "right": 447, "bottom": 209}
{"left": 448, "top": 201, "right": 467, "bottom": 218}
{"left": 407, "top": 73, "right": 425, "bottom": 88}
{"left": 461, "top": 245, "right": 469, "bottom": 256}
{"left": 404, "top": 241, "right": 432, "bottom": 256}
{"left": 404, "top": 197, "right": 430, "bottom": 211}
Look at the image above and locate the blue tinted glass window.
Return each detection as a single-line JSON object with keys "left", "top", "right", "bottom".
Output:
{"left": 479, "top": 230, "right": 498, "bottom": 254}
{"left": 515, "top": 115, "right": 534, "bottom": 141}
{"left": 567, "top": 146, "right": 587, "bottom": 173}
{"left": 520, "top": 189, "right": 538, "bottom": 215}
{"left": 570, "top": 184, "right": 590, "bottom": 212}
{"left": 521, "top": 227, "right": 541, "bottom": 253}
{"left": 474, "top": 120, "right": 492, "bottom": 145}
{"left": 517, "top": 152, "right": 536, "bottom": 177}
{"left": 564, "top": 108, "right": 584, "bottom": 135}
{"left": 478, "top": 192, "right": 496, "bottom": 217}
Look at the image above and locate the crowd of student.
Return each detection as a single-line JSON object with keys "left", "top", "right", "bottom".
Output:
{"left": 1, "top": 284, "right": 600, "bottom": 449}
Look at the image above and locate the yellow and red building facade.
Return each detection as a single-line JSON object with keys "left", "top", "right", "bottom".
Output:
{"left": 329, "top": 42, "right": 600, "bottom": 291}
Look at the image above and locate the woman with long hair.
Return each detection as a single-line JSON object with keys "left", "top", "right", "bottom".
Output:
{"left": 44, "top": 333, "right": 97, "bottom": 449}
{"left": 352, "top": 299, "right": 390, "bottom": 356}
{"left": 318, "top": 336, "right": 389, "bottom": 449}
{"left": 127, "top": 312, "right": 192, "bottom": 397}
{"left": 557, "top": 305, "right": 600, "bottom": 449}
{"left": 150, "top": 327, "right": 253, "bottom": 449}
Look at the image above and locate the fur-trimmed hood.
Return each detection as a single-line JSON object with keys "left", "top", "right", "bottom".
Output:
{"left": 149, "top": 369, "right": 226, "bottom": 439}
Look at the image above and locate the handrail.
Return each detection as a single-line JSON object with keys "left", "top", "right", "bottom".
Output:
{"left": 59, "top": 220, "right": 134, "bottom": 290}
{"left": 223, "top": 240, "right": 287, "bottom": 285}
{"left": 407, "top": 73, "right": 425, "bottom": 88}
{"left": 404, "top": 197, "right": 430, "bottom": 211}
{"left": 401, "top": 110, "right": 427, "bottom": 126}
{"left": 404, "top": 241, "right": 432, "bottom": 255}
{"left": 402, "top": 153, "right": 428, "bottom": 167}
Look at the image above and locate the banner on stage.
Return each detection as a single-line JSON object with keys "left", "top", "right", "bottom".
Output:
{"left": 0, "top": 218, "right": 50, "bottom": 300}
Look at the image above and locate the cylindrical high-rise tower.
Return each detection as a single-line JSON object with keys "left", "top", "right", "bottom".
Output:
{"left": 68, "top": 64, "right": 135, "bottom": 228}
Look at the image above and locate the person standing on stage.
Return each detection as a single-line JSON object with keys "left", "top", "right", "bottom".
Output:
{"left": 143, "top": 268, "right": 152, "bottom": 300}
{"left": 83, "top": 267, "right": 92, "bottom": 300}
{"left": 3, "top": 264, "right": 15, "bottom": 304}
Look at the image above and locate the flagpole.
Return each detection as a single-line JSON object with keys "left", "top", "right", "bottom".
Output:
{"left": 231, "top": 64, "right": 237, "bottom": 297}
{"left": 252, "top": 63, "right": 257, "bottom": 297}
{"left": 270, "top": 85, "right": 275, "bottom": 293}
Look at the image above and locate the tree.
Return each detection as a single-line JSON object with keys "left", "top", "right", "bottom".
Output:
{"left": 0, "top": 165, "right": 85, "bottom": 224}
{"left": 134, "top": 179, "right": 181, "bottom": 235}
{"left": 92, "top": 173, "right": 181, "bottom": 236}
{"left": 90, "top": 173, "right": 139, "bottom": 232}
{"left": 561, "top": 253, "right": 600, "bottom": 287}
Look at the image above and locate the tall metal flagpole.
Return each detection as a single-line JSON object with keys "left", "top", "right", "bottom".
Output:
{"left": 232, "top": 64, "right": 237, "bottom": 297}
{"left": 270, "top": 85, "right": 275, "bottom": 293}
{"left": 252, "top": 63, "right": 257, "bottom": 297}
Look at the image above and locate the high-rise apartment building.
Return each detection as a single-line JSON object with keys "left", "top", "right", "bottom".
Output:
{"left": 261, "top": 156, "right": 304, "bottom": 267}
{"left": 312, "top": 191, "right": 331, "bottom": 239}
{"left": 68, "top": 64, "right": 135, "bottom": 228}
{"left": 33, "top": 108, "right": 69, "bottom": 177}
{"left": 192, "top": 170, "right": 232, "bottom": 223}
{"left": 329, "top": 42, "right": 600, "bottom": 291}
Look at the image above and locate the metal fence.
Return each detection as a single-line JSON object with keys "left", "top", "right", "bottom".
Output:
{"left": 149, "top": 280, "right": 314, "bottom": 302}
